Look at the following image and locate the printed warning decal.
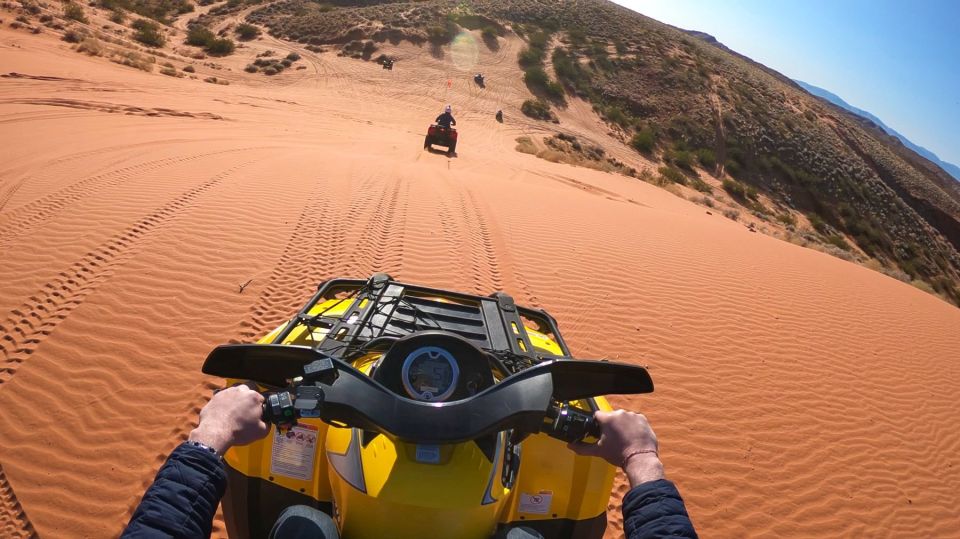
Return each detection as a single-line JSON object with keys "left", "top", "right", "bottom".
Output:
{"left": 270, "top": 423, "right": 318, "bottom": 480}
{"left": 519, "top": 490, "right": 553, "bottom": 514}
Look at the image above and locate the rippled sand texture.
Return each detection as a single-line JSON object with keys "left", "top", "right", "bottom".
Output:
{"left": 2, "top": 21, "right": 959, "bottom": 539}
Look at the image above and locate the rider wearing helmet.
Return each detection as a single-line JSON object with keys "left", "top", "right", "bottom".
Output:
{"left": 436, "top": 104, "right": 456, "bottom": 129}
{"left": 123, "top": 387, "right": 697, "bottom": 538}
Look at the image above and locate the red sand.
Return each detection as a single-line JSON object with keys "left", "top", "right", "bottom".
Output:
{"left": 1, "top": 18, "right": 959, "bottom": 539}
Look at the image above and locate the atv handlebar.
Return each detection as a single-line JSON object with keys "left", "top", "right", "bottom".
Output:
{"left": 262, "top": 388, "right": 602, "bottom": 443}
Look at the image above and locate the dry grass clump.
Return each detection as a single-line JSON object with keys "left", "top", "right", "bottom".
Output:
{"left": 515, "top": 136, "right": 537, "bottom": 155}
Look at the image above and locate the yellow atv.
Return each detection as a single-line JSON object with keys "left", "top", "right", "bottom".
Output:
{"left": 203, "top": 274, "right": 654, "bottom": 539}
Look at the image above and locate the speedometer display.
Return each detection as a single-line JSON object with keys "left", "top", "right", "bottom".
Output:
{"left": 401, "top": 346, "right": 459, "bottom": 401}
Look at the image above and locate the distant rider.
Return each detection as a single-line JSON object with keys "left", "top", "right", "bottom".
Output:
{"left": 436, "top": 104, "right": 456, "bottom": 129}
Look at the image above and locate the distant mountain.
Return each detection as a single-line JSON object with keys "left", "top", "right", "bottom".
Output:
{"left": 794, "top": 80, "right": 960, "bottom": 182}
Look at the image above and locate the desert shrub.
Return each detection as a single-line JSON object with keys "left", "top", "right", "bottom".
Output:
{"left": 481, "top": 26, "right": 496, "bottom": 40}
{"left": 515, "top": 136, "right": 537, "bottom": 155}
{"left": 285, "top": 52, "right": 300, "bottom": 61}
{"left": 182, "top": 65, "right": 195, "bottom": 73}
{"left": 132, "top": 18, "right": 164, "bottom": 47}
{"left": 722, "top": 209, "right": 740, "bottom": 221}
{"left": 521, "top": 99, "right": 555, "bottom": 121}
{"left": 244, "top": 64, "right": 257, "bottom": 73}
{"left": 824, "top": 233, "right": 850, "bottom": 251}
{"left": 109, "top": 9, "right": 126, "bottom": 23}
{"left": 186, "top": 25, "right": 215, "bottom": 46}
{"left": 159, "top": 66, "right": 178, "bottom": 77}
{"left": 361, "top": 40, "right": 376, "bottom": 60}
{"left": 76, "top": 37, "right": 104, "bottom": 55}
{"left": 523, "top": 67, "right": 564, "bottom": 100}
{"left": 235, "top": 23, "right": 259, "bottom": 41}
{"left": 690, "top": 176, "right": 713, "bottom": 193}
{"left": 64, "top": 3, "right": 88, "bottom": 23}
{"left": 723, "top": 178, "right": 758, "bottom": 201}
{"left": 518, "top": 47, "right": 543, "bottom": 68}
{"left": 668, "top": 149, "right": 695, "bottom": 171}
{"left": 658, "top": 166, "right": 686, "bottom": 185}
{"left": 101, "top": 0, "right": 191, "bottom": 23}
{"left": 626, "top": 126, "right": 653, "bottom": 152}
{"left": 426, "top": 20, "right": 457, "bottom": 44}
{"left": 205, "top": 38, "right": 235, "bottom": 56}
{"left": 697, "top": 148, "right": 716, "bottom": 169}
{"left": 281, "top": 58, "right": 292, "bottom": 67}
{"left": 697, "top": 195, "right": 715, "bottom": 208}
{"left": 62, "top": 29, "right": 85, "bottom": 42}
{"left": 775, "top": 212, "right": 796, "bottom": 226}
{"left": 262, "top": 66, "right": 278, "bottom": 75}
{"left": 808, "top": 213, "right": 828, "bottom": 234}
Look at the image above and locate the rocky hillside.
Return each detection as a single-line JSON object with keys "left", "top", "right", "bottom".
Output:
{"left": 243, "top": 0, "right": 960, "bottom": 304}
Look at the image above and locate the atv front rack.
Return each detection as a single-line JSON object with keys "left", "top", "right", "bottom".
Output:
{"left": 269, "top": 274, "right": 569, "bottom": 372}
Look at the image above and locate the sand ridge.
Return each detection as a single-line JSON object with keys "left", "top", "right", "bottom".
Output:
{"left": 1, "top": 19, "right": 960, "bottom": 539}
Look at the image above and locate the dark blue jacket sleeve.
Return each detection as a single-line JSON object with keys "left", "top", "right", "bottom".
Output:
{"left": 121, "top": 443, "right": 227, "bottom": 539}
{"left": 623, "top": 479, "right": 698, "bottom": 539}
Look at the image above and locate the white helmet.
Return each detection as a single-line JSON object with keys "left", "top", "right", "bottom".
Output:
{"left": 445, "top": 104, "right": 452, "bottom": 113}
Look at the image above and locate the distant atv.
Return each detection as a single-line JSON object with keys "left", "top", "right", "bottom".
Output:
{"left": 424, "top": 124, "right": 457, "bottom": 155}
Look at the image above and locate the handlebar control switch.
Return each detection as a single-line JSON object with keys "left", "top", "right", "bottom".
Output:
{"left": 264, "top": 391, "right": 297, "bottom": 430}
{"left": 294, "top": 386, "right": 324, "bottom": 418}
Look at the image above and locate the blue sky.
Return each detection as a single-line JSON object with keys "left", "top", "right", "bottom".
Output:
{"left": 611, "top": 0, "right": 960, "bottom": 167}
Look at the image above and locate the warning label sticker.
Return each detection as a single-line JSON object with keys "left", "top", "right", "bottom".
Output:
{"left": 519, "top": 491, "right": 553, "bottom": 514}
{"left": 270, "top": 423, "right": 318, "bottom": 481}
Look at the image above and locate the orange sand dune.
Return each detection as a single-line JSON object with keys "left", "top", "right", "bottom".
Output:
{"left": 1, "top": 20, "right": 959, "bottom": 539}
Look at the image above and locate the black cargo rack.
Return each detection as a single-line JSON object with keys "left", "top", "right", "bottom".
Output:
{"left": 269, "top": 274, "right": 570, "bottom": 369}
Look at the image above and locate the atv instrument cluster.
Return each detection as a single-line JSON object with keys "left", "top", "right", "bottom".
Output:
{"left": 401, "top": 346, "right": 459, "bottom": 401}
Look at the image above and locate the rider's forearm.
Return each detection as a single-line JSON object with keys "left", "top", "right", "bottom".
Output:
{"left": 121, "top": 443, "right": 227, "bottom": 539}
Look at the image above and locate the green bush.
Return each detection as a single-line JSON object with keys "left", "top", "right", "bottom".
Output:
{"left": 186, "top": 25, "right": 214, "bottom": 47}
{"left": 670, "top": 149, "right": 694, "bottom": 171}
{"left": 723, "top": 178, "right": 747, "bottom": 200}
{"left": 64, "top": 3, "right": 88, "bottom": 23}
{"left": 630, "top": 128, "right": 655, "bottom": 154}
{"left": 690, "top": 176, "right": 713, "bottom": 193}
{"left": 132, "top": 19, "right": 164, "bottom": 47}
{"left": 235, "top": 23, "right": 259, "bottom": 41}
{"left": 244, "top": 64, "right": 257, "bottom": 73}
{"left": 808, "top": 213, "right": 828, "bottom": 234}
{"left": 285, "top": 52, "right": 300, "bottom": 61}
{"left": 518, "top": 47, "right": 543, "bottom": 68}
{"left": 205, "top": 38, "right": 235, "bottom": 56}
{"left": 697, "top": 148, "right": 716, "bottom": 169}
{"left": 658, "top": 166, "right": 686, "bottom": 185}
{"left": 521, "top": 99, "right": 554, "bottom": 121}
{"left": 262, "top": 66, "right": 278, "bottom": 76}
{"left": 109, "top": 9, "right": 126, "bottom": 23}
{"left": 523, "top": 67, "right": 564, "bottom": 100}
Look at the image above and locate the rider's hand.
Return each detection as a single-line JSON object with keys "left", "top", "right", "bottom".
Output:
{"left": 568, "top": 409, "right": 665, "bottom": 487}
{"left": 188, "top": 384, "right": 269, "bottom": 454}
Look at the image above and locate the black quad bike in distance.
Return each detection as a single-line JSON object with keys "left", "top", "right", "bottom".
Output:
{"left": 424, "top": 124, "right": 458, "bottom": 156}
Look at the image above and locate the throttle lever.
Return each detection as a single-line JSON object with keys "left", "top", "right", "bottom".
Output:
{"left": 544, "top": 403, "right": 602, "bottom": 443}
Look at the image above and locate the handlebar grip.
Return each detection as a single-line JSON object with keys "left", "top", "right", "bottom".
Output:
{"left": 544, "top": 403, "right": 602, "bottom": 443}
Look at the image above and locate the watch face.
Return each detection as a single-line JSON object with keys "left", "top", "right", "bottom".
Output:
{"left": 401, "top": 346, "right": 459, "bottom": 402}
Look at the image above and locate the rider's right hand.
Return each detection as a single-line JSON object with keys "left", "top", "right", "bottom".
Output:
{"left": 188, "top": 384, "right": 270, "bottom": 454}
{"left": 568, "top": 410, "right": 665, "bottom": 487}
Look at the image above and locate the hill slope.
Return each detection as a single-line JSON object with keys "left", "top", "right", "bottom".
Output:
{"left": 795, "top": 79, "right": 960, "bottom": 182}
{"left": 248, "top": 0, "right": 960, "bottom": 304}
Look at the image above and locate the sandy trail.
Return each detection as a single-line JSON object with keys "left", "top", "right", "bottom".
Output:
{"left": 1, "top": 23, "right": 959, "bottom": 539}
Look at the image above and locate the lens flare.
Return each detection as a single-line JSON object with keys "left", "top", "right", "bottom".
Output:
{"left": 450, "top": 31, "right": 479, "bottom": 71}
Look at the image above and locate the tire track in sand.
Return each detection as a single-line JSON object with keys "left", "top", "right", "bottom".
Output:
{"left": 0, "top": 461, "right": 35, "bottom": 539}
{"left": 0, "top": 148, "right": 263, "bottom": 248}
{"left": 0, "top": 163, "right": 250, "bottom": 387}
{"left": 236, "top": 174, "right": 353, "bottom": 342}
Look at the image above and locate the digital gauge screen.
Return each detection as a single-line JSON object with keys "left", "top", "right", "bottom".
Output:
{"left": 401, "top": 346, "right": 459, "bottom": 401}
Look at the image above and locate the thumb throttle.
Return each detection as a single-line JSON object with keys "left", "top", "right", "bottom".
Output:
{"left": 545, "top": 403, "right": 601, "bottom": 443}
